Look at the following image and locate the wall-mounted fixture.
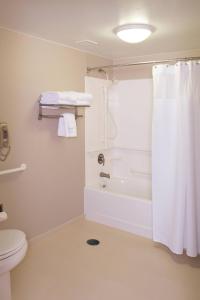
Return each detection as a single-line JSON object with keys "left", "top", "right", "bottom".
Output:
{"left": 0, "top": 163, "right": 27, "bottom": 176}
{"left": 0, "top": 123, "right": 10, "bottom": 161}
{"left": 38, "top": 103, "right": 88, "bottom": 120}
{"left": 98, "top": 153, "right": 105, "bottom": 166}
{"left": 99, "top": 171, "right": 110, "bottom": 179}
{"left": 113, "top": 23, "right": 155, "bottom": 43}
{"left": 0, "top": 203, "right": 8, "bottom": 222}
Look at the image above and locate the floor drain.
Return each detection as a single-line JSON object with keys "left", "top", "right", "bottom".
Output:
{"left": 86, "top": 239, "right": 100, "bottom": 246}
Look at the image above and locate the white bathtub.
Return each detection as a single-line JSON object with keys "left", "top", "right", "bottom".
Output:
{"left": 84, "top": 177, "right": 153, "bottom": 239}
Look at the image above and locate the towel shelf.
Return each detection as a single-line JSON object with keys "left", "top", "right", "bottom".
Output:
{"left": 38, "top": 103, "right": 90, "bottom": 120}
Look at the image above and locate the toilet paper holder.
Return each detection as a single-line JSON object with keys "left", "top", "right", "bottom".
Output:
{"left": 0, "top": 203, "right": 8, "bottom": 222}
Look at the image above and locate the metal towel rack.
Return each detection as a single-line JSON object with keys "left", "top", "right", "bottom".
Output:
{"left": 38, "top": 102, "right": 90, "bottom": 120}
{"left": 0, "top": 163, "right": 27, "bottom": 176}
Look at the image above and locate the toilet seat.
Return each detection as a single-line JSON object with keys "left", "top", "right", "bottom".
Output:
{"left": 0, "top": 229, "right": 26, "bottom": 260}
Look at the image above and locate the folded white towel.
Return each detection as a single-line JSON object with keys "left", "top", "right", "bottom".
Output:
{"left": 40, "top": 91, "right": 92, "bottom": 106}
{"left": 58, "top": 113, "right": 77, "bottom": 137}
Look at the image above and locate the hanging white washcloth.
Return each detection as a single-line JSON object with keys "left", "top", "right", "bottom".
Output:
{"left": 40, "top": 91, "right": 92, "bottom": 105}
{"left": 58, "top": 113, "right": 77, "bottom": 137}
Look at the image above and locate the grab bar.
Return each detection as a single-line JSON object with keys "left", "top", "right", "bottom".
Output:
{"left": 130, "top": 169, "right": 151, "bottom": 178}
{"left": 0, "top": 163, "right": 27, "bottom": 176}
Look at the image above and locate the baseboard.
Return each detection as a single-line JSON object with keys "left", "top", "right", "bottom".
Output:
{"left": 29, "top": 214, "right": 84, "bottom": 245}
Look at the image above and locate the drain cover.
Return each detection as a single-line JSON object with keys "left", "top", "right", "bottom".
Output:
{"left": 86, "top": 239, "right": 100, "bottom": 246}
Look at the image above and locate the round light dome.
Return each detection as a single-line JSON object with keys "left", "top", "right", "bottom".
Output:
{"left": 113, "top": 24, "right": 155, "bottom": 43}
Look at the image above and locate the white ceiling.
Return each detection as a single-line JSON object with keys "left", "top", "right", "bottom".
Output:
{"left": 0, "top": 0, "right": 200, "bottom": 59}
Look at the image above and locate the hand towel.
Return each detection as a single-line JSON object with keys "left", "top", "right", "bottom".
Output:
{"left": 58, "top": 113, "right": 77, "bottom": 137}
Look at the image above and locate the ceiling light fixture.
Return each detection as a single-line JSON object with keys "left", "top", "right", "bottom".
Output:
{"left": 113, "top": 24, "right": 155, "bottom": 43}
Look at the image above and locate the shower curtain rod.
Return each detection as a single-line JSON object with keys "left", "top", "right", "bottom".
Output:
{"left": 87, "top": 56, "right": 200, "bottom": 72}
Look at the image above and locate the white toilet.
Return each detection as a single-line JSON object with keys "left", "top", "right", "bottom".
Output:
{"left": 0, "top": 229, "right": 28, "bottom": 300}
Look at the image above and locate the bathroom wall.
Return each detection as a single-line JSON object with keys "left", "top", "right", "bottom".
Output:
{"left": 0, "top": 27, "right": 111, "bottom": 238}
{"left": 85, "top": 76, "right": 152, "bottom": 194}
{"left": 85, "top": 77, "right": 112, "bottom": 187}
{"left": 110, "top": 79, "right": 152, "bottom": 150}
{"left": 108, "top": 79, "right": 152, "bottom": 183}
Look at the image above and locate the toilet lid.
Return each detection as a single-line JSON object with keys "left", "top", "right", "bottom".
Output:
{"left": 0, "top": 229, "right": 26, "bottom": 257}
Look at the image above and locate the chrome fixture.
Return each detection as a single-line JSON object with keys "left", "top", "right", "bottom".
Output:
{"left": 99, "top": 172, "right": 110, "bottom": 179}
{"left": 38, "top": 102, "right": 89, "bottom": 120}
{"left": 87, "top": 56, "right": 200, "bottom": 73}
{"left": 98, "top": 153, "right": 105, "bottom": 166}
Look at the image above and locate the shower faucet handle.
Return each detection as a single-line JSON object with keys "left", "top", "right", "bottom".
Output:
{"left": 98, "top": 153, "right": 105, "bottom": 166}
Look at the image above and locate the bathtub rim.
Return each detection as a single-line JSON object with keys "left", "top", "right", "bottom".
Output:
{"left": 85, "top": 184, "right": 152, "bottom": 202}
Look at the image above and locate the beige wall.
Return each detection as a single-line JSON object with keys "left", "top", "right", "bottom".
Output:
{"left": 0, "top": 28, "right": 111, "bottom": 238}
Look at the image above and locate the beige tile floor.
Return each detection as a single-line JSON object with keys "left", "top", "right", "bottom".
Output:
{"left": 11, "top": 217, "right": 200, "bottom": 300}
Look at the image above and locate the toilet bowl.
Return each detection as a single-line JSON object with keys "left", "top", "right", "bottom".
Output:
{"left": 0, "top": 229, "right": 28, "bottom": 300}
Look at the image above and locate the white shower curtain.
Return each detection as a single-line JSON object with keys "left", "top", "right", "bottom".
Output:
{"left": 152, "top": 61, "right": 200, "bottom": 257}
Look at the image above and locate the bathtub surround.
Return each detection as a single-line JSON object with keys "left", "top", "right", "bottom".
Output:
{"left": 85, "top": 77, "right": 152, "bottom": 185}
{"left": 0, "top": 27, "right": 111, "bottom": 238}
{"left": 85, "top": 77, "right": 113, "bottom": 187}
{"left": 85, "top": 77, "right": 152, "bottom": 237}
{"left": 152, "top": 62, "right": 200, "bottom": 257}
{"left": 109, "top": 79, "right": 153, "bottom": 152}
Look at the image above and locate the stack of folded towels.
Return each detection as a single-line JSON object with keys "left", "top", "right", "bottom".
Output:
{"left": 40, "top": 91, "right": 92, "bottom": 138}
{"left": 40, "top": 91, "right": 92, "bottom": 106}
